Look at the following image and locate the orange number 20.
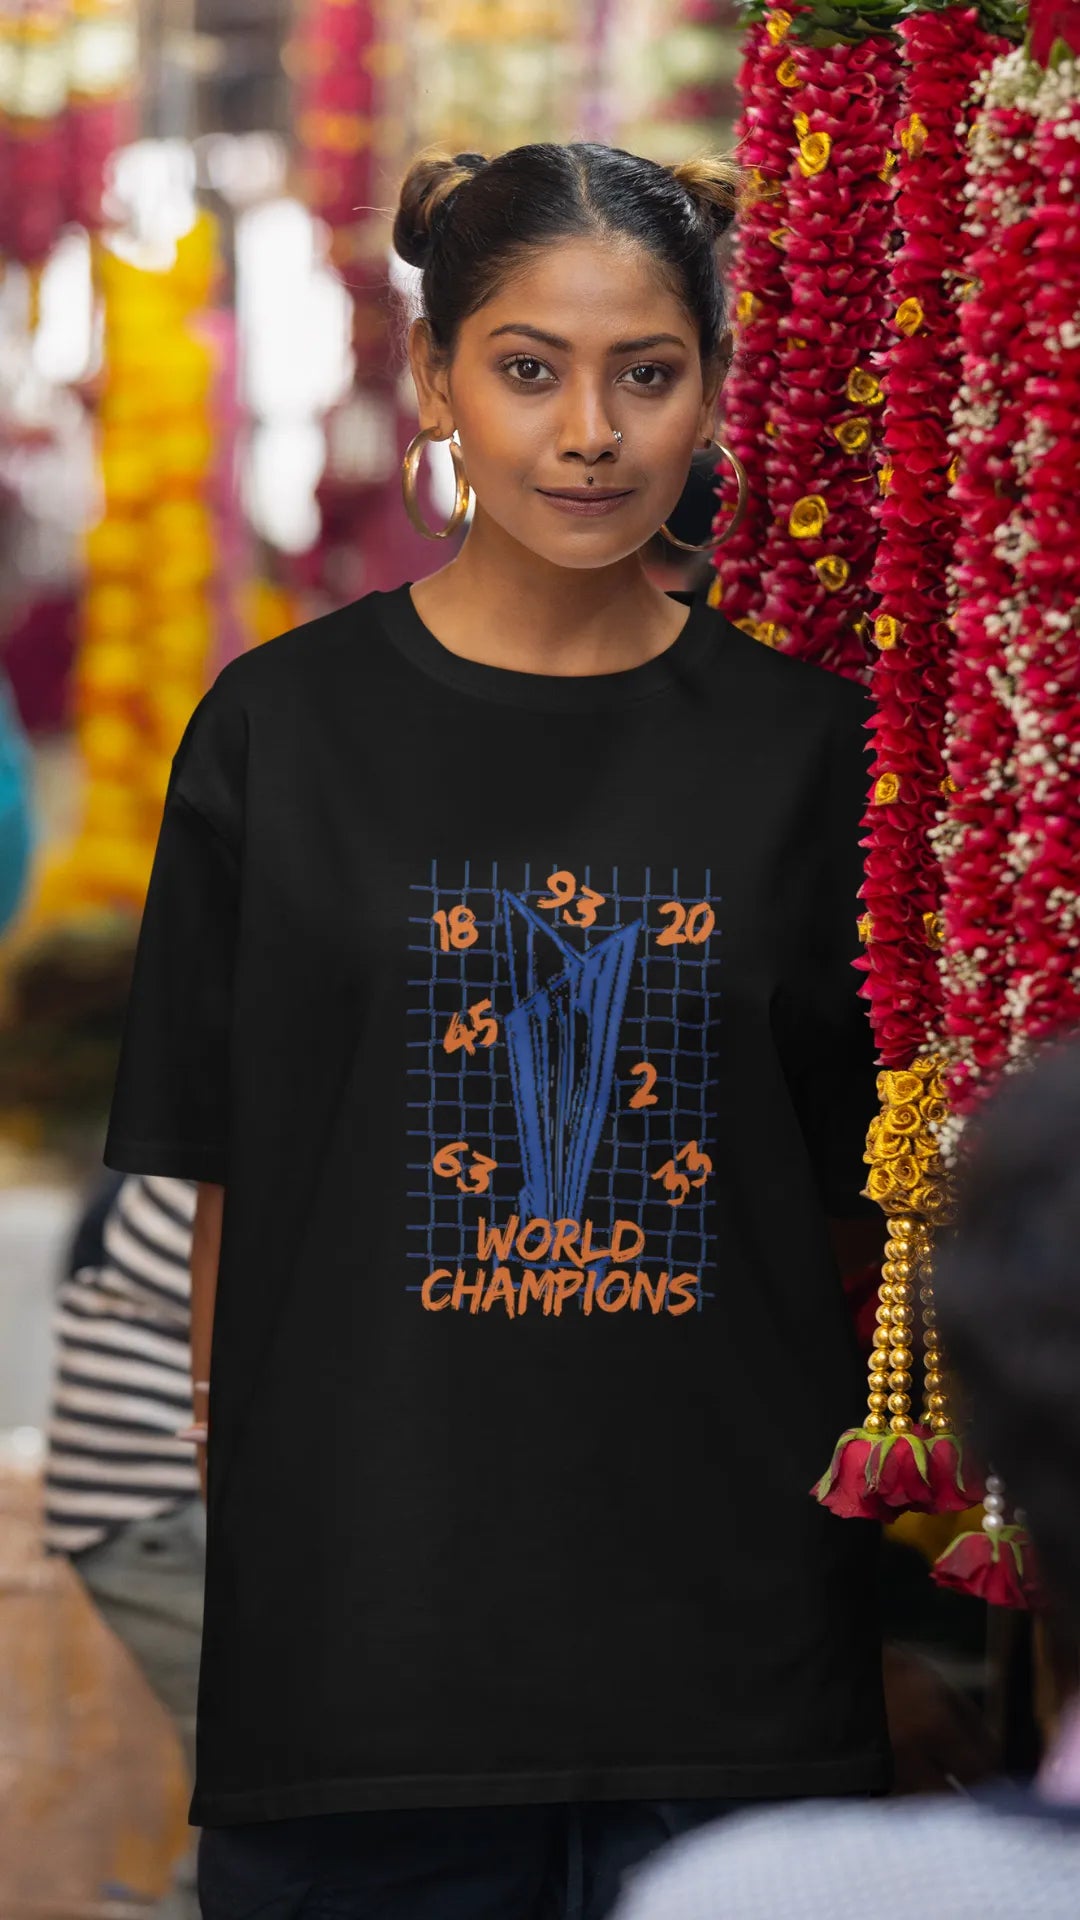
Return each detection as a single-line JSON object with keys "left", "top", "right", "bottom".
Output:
{"left": 656, "top": 901, "right": 715, "bottom": 947}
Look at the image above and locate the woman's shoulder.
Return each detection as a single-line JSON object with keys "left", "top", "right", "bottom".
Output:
{"left": 208, "top": 589, "right": 398, "bottom": 709}
{"left": 699, "top": 602, "right": 872, "bottom": 731}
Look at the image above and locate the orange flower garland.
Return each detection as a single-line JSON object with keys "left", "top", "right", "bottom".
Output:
{"left": 36, "top": 219, "right": 221, "bottom": 920}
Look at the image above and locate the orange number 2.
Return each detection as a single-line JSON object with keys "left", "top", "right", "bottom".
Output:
{"left": 629, "top": 1062, "right": 659, "bottom": 1109}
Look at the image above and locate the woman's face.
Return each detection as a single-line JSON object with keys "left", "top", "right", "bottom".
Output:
{"left": 409, "top": 234, "right": 724, "bottom": 570}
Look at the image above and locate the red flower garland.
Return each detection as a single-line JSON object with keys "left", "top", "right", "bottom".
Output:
{"left": 859, "top": 9, "right": 1006, "bottom": 1070}
{"left": 756, "top": 32, "right": 901, "bottom": 681}
{"left": 1005, "top": 87, "right": 1080, "bottom": 1053}
{"left": 938, "top": 53, "right": 1041, "bottom": 1128}
{"left": 291, "top": 0, "right": 388, "bottom": 383}
{"left": 929, "top": 44, "right": 1072, "bottom": 1607}
{"left": 711, "top": 12, "right": 795, "bottom": 629}
{"left": 65, "top": 1, "right": 138, "bottom": 236}
{"left": 0, "top": 1, "right": 69, "bottom": 286}
{"left": 806, "top": 8, "right": 1015, "bottom": 1540}
{"left": 1029, "top": 0, "right": 1080, "bottom": 64}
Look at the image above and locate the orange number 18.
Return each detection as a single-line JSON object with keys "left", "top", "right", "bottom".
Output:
{"left": 433, "top": 906, "right": 479, "bottom": 951}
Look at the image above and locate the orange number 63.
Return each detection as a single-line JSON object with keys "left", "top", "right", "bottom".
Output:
{"left": 432, "top": 1141, "right": 497, "bottom": 1195}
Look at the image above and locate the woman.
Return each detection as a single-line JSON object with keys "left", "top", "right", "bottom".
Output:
{"left": 105, "top": 143, "right": 888, "bottom": 1920}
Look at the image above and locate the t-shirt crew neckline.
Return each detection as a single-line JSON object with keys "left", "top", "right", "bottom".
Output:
{"left": 374, "top": 582, "right": 715, "bottom": 712}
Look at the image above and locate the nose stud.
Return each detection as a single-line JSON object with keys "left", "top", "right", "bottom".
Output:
{"left": 613, "top": 429, "right": 623, "bottom": 447}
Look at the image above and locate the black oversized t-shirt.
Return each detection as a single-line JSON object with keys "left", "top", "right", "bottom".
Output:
{"left": 105, "top": 585, "right": 890, "bottom": 1825}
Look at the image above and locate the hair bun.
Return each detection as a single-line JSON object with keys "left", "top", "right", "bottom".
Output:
{"left": 670, "top": 154, "right": 740, "bottom": 239}
{"left": 393, "top": 148, "right": 488, "bottom": 269}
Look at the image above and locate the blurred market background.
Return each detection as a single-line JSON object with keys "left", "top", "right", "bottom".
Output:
{"left": 0, "top": 2, "right": 741, "bottom": 1910}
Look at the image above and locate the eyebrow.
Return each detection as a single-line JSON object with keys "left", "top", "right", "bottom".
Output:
{"left": 487, "top": 324, "right": 688, "bottom": 354}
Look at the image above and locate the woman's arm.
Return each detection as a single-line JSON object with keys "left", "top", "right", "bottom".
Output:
{"left": 191, "top": 1181, "right": 224, "bottom": 1497}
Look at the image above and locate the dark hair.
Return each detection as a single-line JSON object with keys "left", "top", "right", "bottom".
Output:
{"left": 392, "top": 142, "right": 738, "bottom": 367}
{"left": 936, "top": 1038, "right": 1080, "bottom": 1624}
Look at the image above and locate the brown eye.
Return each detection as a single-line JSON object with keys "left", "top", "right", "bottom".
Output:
{"left": 620, "top": 363, "right": 673, "bottom": 390}
{"left": 503, "top": 355, "right": 553, "bottom": 384}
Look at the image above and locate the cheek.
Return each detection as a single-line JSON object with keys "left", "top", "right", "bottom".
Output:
{"left": 454, "top": 392, "right": 538, "bottom": 467}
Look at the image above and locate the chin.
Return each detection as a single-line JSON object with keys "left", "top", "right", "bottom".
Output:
{"left": 512, "top": 520, "right": 656, "bottom": 572}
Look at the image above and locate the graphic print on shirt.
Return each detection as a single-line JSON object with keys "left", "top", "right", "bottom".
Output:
{"left": 409, "top": 862, "right": 718, "bottom": 1318}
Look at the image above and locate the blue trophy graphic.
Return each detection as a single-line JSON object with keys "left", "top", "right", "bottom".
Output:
{"left": 501, "top": 893, "right": 641, "bottom": 1223}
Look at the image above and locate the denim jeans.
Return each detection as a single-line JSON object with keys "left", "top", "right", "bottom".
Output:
{"left": 76, "top": 1499, "right": 206, "bottom": 1920}
{"left": 198, "top": 1798, "right": 738, "bottom": 1920}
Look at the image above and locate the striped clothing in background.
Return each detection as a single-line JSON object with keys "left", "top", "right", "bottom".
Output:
{"left": 45, "top": 1174, "right": 199, "bottom": 1556}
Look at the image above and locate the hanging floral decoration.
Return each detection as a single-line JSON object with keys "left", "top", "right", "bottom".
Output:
{"left": 994, "top": 45, "right": 1080, "bottom": 1067}
{"left": 934, "top": 49, "right": 1040, "bottom": 1143}
{"left": 708, "top": 7, "right": 795, "bottom": 631}
{"left": 65, "top": 0, "right": 139, "bottom": 236}
{"left": 816, "top": 5, "right": 1013, "bottom": 1537}
{"left": 859, "top": 5, "right": 1009, "bottom": 1075}
{"left": 290, "top": 0, "right": 390, "bottom": 384}
{"left": 923, "top": 24, "right": 1080, "bottom": 1607}
{"left": 0, "top": 0, "right": 70, "bottom": 312}
{"left": 36, "top": 218, "right": 222, "bottom": 919}
{"left": 0, "top": 0, "right": 138, "bottom": 317}
{"left": 722, "top": 0, "right": 902, "bottom": 682}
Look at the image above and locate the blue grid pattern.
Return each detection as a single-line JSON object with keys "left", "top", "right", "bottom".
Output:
{"left": 406, "top": 860, "right": 721, "bottom": 1298}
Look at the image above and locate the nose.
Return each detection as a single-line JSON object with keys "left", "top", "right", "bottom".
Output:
{"left": 554, "top": 374, "right": 619, "bottom": 466}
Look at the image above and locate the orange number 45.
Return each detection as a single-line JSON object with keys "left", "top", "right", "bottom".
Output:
{"left": 443, "top": 999, "right": 499, "bottom": 1056}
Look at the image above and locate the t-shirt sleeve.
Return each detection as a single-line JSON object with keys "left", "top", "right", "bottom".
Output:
{"left": 779, "top": 688, "right": 878, "bottom": 1220}
{"left": 104, "top": 679, "right": 246, "bottom": 1185}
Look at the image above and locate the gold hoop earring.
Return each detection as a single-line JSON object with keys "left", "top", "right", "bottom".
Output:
{"left": 401, "top": 427, "right": 471, "bottom": 541}
{"left": 659, "top": 440, "right": 748, "bottom": 554}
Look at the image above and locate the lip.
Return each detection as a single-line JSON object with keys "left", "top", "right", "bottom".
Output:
{"left": 536, "top": 487, "right": 635, "bottom": 517}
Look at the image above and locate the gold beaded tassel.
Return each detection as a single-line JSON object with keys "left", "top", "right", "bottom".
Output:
{"left": 918, "top": 1237, "right": 953, "bottom": 1434}
{"left": 865, "top": 1212, "right": 925, "bottom": 1436}
{"left": 814, "top": 1060, "right": 981, "bottom": 1519}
